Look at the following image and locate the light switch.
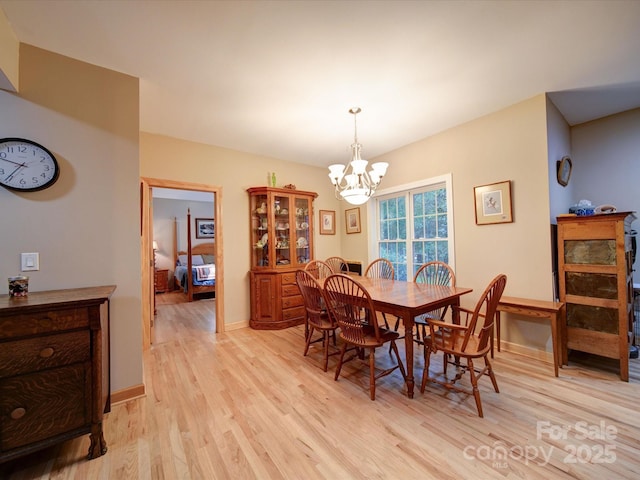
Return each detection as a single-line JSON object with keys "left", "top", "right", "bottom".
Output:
{"left": 21, "top": 253, "right": 40, "bottom": 271}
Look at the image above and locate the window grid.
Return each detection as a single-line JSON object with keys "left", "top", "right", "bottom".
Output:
{"left": 377, "top": 183, "right": 448, "bottom": 281}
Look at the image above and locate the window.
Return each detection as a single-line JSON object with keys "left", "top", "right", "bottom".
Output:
{"left": 374, "top": 175, "right": 453, "bottom": 281}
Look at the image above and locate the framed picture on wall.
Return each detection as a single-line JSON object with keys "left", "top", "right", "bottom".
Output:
{"left": 345, "top": 207, "right": 361, "bottom": 234}
{"left": 319, "top": 210, "right": 336, "bottom": 235}
{"left": 473, "top": 180, "right": 513, "bottom": 225}
{"left": 195, "top": 218, "right": 215, "bottom": 238}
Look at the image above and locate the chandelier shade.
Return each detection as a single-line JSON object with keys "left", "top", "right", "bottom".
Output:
{"left": 328, "top": 108, "right": 388, "bottom": 205}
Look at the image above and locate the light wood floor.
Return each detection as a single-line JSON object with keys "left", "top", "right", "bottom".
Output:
{"left": 2, "top": 300, "right": 640, "bottom": 479}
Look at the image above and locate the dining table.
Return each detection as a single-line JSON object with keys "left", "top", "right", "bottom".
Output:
{"left": 354, "top": 276, "right": 473, "bottom": 398}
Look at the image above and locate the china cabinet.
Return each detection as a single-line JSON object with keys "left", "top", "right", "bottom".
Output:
{"left": 557, "top": 212, "right": 636, "bottom": 381}
{"left": 247, "top": 187, "right": 317, "bottom": 329}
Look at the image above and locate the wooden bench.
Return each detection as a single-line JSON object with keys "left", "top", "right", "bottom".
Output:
{"left": 494, "top": 296, "right": 565, "bottom": 377}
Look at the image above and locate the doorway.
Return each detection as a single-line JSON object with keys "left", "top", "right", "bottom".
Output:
{"left": 140, "top": 177, "right": 224, "bottom": 350}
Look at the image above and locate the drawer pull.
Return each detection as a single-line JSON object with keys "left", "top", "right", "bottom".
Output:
{"left": 39, "top": 347, "right": 55, "bottom": 358}
{"left": 10, "top": 407, "right": 26, "bottom": 420}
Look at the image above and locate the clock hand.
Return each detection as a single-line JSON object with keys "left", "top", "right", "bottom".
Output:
{"left": 5, "top": 163, "right": 27, "bottom": 182}
{"left": 0, "top": 157, "right": 29, "bottom": 167}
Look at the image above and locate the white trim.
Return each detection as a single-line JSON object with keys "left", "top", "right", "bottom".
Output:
{"left": 367, "top": 173, "right": 455, "bottom": 274}
{"left": 372, "top": 173, "right": 452, "bottom": 198}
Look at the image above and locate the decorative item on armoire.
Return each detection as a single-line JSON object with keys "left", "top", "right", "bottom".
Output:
{"left": 569, "top": 200, "right": 595, "bottom": 216}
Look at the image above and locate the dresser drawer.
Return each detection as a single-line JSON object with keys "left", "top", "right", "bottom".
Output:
{"left": 282, "top": 295, "right": 304, "bottom": 309}
{"left": 0, "top": 307, "right": 89, "bottom": 339}
{"left": 281, "top": 272, "right": 297, "bottom": 285}
{"left": 0, "top": 330, "right": 90, "bottom": 378}
{"left": 282, "top": 305, "right": 305, "bottom": 321}
{"left": 282, "top": 284, "right": 302, "bottom": 297}
{"left": 0, "top": 363, "right": 90, "bottom": 451}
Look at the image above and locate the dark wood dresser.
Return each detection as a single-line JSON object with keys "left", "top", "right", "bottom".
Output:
{"left": 0, "top": 285, "right": 115, "bottom": 463}
{"left": 154, "top": 269, "right": 169, "bottom": 293}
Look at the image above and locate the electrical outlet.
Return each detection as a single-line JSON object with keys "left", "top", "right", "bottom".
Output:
{"left": 21, "top": 253, "right": 40, "bottom": 271}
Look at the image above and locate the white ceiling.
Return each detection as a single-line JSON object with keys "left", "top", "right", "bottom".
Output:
{"left": 2, "top": 0, "right": 640, "bottom": 168}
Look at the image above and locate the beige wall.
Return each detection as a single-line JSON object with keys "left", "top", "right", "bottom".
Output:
{"left": 0, "top": 44, "right": 142, "bottom": 392}
{"left": 351, "top": 95, "right": 556, "bottom": 356}
{"left": 140, "top": 133, "right": 342, "bottom": 326}
{"left": 571, "top": 107, "right": 640, "bottom": 284}
{"left": 546, "top": 96, "right": 573, "bottom": 225}
{"left": 141, "top": 96, "right": 558, "bottom": 359}
{"left": 0, "top": 8, "right": 18, "bottom": 91}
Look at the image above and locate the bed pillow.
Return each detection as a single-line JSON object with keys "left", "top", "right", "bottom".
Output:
{"left": 202, "top": 254, "right": 215, "bottom": 265}
{"left": 177, "top": 254, "right": 205, "bottom": 266}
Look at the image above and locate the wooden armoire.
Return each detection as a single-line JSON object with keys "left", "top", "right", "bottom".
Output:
{"left": 557, "top": 212, "right": 637, "bottom": 381}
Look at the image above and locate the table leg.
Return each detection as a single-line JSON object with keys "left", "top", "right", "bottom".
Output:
{"left": 550, "top": 312, "right": 559, "bottom": 377}
{"left": 493, "top": 311, "right": 502, "bottom": 358}
{"left": 452, "top": 298, "right": 462, "bottom": 366}
{"left": 560, "top": 305, "right": 568, "bottom": 366}
{"left": 404, "top": 313, "right": 415, "bottom": 398}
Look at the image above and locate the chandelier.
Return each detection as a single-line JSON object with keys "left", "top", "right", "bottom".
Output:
{"left": 328, "top": 108, "right": 389, "bottom": 205}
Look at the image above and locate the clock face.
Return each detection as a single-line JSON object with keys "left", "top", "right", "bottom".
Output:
{"left": 557, "top": 156, "right": 572, "bottom": 186}
{"left": 0, "top": 138, "right": 60, "bottom": 191}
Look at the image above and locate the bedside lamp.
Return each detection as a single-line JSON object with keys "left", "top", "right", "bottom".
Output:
{"left": 152, "top": 241, "right": 159, "bottom": 269}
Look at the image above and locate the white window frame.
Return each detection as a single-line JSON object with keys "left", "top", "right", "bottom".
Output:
{"left": 366, "top": 173, "right": 455, "bottom": 279}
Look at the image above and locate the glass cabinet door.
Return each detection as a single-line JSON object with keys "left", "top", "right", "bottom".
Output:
{"left": 274, "top": 194, "right": 291, "bottom": 266}
{"left": 251, "top": 193, "right": 269, "bottom": 268}
{"left": 294, "top": 196, "right": 311, "bottom": 265}
{"left": 249, "top": 187, "right": 317, "bottom": 269}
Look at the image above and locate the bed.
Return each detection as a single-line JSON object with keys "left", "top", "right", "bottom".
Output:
{"left": 173, "top": 210, "right": 216, "bottom": 302}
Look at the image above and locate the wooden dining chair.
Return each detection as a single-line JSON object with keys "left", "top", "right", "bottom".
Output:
{"left": 364, "top": 258, "right": 396, "bottom": 329}
{"left": 295, "top": 270, "right": 339, "bottom": 372}
{"left": 324, "top": 273, "right": 406, "bottom": 400}
{"left": 420, "top": 274, "right": 507, "bottom": 417}
{"left": 304, "top": 259, "right": 333, "bottom": 280}
{"left": 364, "top": 258, "right": 394, "bottom": 280}
{"left": 406, "top": 261, "right": 456, "bottom": 346}
{"left": 325, "top": 256, "right": 349, "bottom": 274}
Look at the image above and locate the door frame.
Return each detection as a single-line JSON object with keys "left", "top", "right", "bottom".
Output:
{"left": 140, "top": 177, "right": 224, "bottom": 350}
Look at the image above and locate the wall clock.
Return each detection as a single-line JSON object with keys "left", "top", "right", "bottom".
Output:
{"left": 0, "top": 137, "right": 60, "bottom": 191}
{"left": 556, "top": 156, "right": 572, "bottom": 187}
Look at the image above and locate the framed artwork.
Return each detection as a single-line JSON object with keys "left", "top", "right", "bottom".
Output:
{"left": 474, "top": 180, "right": 513, "bottom": 225}
{"left": 319, "top": 210, "right": 336, "bottom": 235}
{"left": 345, "top": 207, "right": 361, "bottom": 234}
{"left": 195, "top": 218, "right": 215, "bottom": 238}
